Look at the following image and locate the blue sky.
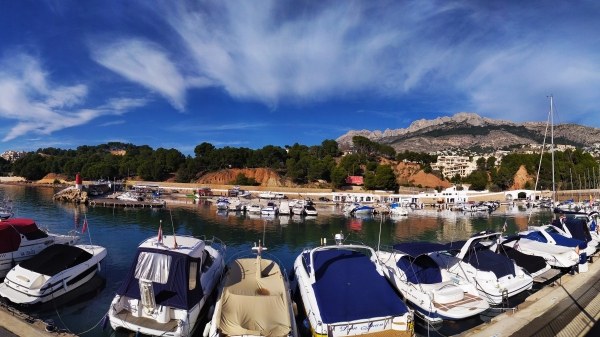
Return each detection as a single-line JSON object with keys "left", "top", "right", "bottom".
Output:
{"left": 1, "top": 1, "right": 599, "bottom": 155}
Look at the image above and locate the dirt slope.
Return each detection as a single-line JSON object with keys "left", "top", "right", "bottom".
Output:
{"left": 196, "top": 168, "right": 288, "bottom": 187}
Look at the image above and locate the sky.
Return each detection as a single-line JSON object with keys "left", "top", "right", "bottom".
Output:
{"left": 1, "top": 1, "right": 599, "bottom": 156}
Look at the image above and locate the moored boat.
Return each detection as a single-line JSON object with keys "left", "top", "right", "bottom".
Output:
{"left": 430, "top": 232, "right": 533, "bottom": 305}
{"left": 204, "top": 242, "right": 297, "bottom": 337}
{"left": 0, "top": 218, "right": 79, "bottom": 278}
{"left": 294, "top": 233, "right": 414, "bottom": 337}
{"left": 0, "top": 244, "right": 106, "bottom": 304}
{"left": 377, "top": 242, "right": 489, "bottom": 322}
{"left": 108, "top": 233, "right": 226, "bottom": 337}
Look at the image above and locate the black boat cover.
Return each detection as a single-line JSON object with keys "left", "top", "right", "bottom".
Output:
{"left": 19, "top": 244, "right": 92, "bottom": 276}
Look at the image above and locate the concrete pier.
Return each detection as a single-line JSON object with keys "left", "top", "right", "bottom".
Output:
{"left": 0, "top": 302, "right": 77, "bottom": 337}
{"left": 462, "top": 259, "right": 600, "bottom": 337}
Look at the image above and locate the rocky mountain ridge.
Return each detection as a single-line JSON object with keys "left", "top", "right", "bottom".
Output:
{"left": 337, "top": 112, "right": 600, "bottom": 152}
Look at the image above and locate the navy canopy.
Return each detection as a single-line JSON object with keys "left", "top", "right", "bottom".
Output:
{"left": 563, "top": 219, "right": 593, "bottom": 243}
{"left": 397, "top": 255, "right": 442, "bottom": 284}
{"left": 392, "top": 242, "right": 449, "bottom": 257}
{"left": 116, "top": 247, "right": 203, "bottom": 310}
{"left": 522, "top": 231, "right": 587, "bottom": 249}
{"left": 306, "top": 249, "right": 409, "bottom": 324}
{"left": 463, "top": 248, "right": 515, "bottom": 278}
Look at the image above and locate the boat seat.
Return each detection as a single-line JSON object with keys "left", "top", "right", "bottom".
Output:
{"left": 419, "top": 281, "right": 464, "bottom": 304}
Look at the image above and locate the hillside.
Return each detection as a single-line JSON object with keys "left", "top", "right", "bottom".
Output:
{"left": 193, "top": 164, "right": 449, "bottom": 190}
{"left": 336, "top": 112, "right": 600, "bottom": 153}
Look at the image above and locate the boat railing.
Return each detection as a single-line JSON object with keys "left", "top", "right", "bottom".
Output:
{"left": 225, "top": 245, "right": 289, "bottom": 276}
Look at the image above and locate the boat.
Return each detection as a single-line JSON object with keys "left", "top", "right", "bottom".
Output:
{"left": 469, "top": 231, "right": 552, "bottom": 280}
{"left": 247, "top": 204, "right": 262, "bottom": 214}
{"left": 290, "top": 199, "right": 305, "bottom": 215}
{"left": 117, "top": 191, "right": 144, "bottom": 202}
{"left": 389, "top": 203, "right": 409, "bottom": 216}
{"left": 304, "top": 204, "right": 318, "bottom": 216}
{"left": 258, "top": 191, "right": 285, "bottom": 200}
{"left": 227, "top": 199, "right": 244, "bottom": 212}
{"left": 260, "top": 202, "right": 279, "bottom": 216}
{"left": 204, "top": 242, "right": 298, "bottom": 337}
{"left": 215, "top": 197, "right": 230, "bottom": 211}
{"left": 513, "top": 225, "right": 589, "bottom": 270}
{"left": 343, "top": 202, "right": 375, "bottom": 215}
{"left": 278, "top": 200, "right": 291, "bottom": 215}
{"left": 429, "top": 232, "right": 533, "bottom": 305}
{"left": 108, "top": 233, "right": 226, "bottom": 337}
{"left": 0, "top": 244, "right": 106, "bottom": 304}
{"left": 377, "top": 242, "right": 489, "bottom": 322}
{"left": 0, "top": 218, "right": 79, "bottom": 278}
{"left": 293, "top": 233, "right": 414, "bottom": 336}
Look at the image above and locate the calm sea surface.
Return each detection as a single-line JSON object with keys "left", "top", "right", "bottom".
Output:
{"left": 0, "top": 185, "right": 555, "bottom": 337}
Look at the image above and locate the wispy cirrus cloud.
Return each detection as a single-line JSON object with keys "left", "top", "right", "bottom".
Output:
{"left": 89, "top": 0, "right": 600, "bottom": 125}
{"left": 91, "top": 39, "right": 193, "bottom": 111}
{"left": 0, "top": 53, "right": 148, "bottom": 141}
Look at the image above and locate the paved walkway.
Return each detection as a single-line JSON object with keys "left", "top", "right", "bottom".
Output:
{"left": 0, "top": 303, "right": 76, "bottom": 337}
{"left": 462, "top": 259, "right": 600, "bottom": 337}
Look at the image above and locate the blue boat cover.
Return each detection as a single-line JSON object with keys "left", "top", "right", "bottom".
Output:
{"left": 522, "top": 231, "right": 587, "bottom": 249}
{"left": 392, "top": 242, "right": 449, "bottom": 257}
{"left": 564, "top": 219, "right": 593, "bottom": 243}
{"left": 116, "top": 247, "right": 203, "bottom": 310}
{"left": 307, "top": 249, "right": 408, "bottom": 324}
{"left": 397, "top": 255, "right": 442, "bottom": 284}
{"left": 463, "top": 249, "right": 515, "bottom": 278}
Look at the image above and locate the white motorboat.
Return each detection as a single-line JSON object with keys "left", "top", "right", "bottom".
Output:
{"left": 303, "top": 205, "right": 318, "bottom": 216}
{"left": 389, "top": 203, "right": 409, "bottom": 216}
{"left": 0, "top": 218, "right": 79, "bottom": 278}
{"left": 512, "top": 225, "right": 588, "bottom": 270}
{"left": 0, "top": 244, "right": 106, "bottom": 304}
{"left": 377, "top": 242, "right": 489, "bottom": 322}
{"left": 278, "top": 201, "right": 291, "bottom": 215}
{"left": 247, "top": 204, "right": 262, "bottom": 214}
{"left": 108, "top": 234, "right": 226, "bottom": 337}
{"left": 258, "top": 191, "right": 284, "bottom": 200}
{"left": 227, "top": 199, "right": 244, "bottom": 212}
{"left": 260, "top": 202, "right": 279, "bottom": 216}
{"left": 429, "top": 232, "right": 533, "bottom": 305}
{"left": 294, "top": 234, "right": 414, "bottom": 337}
{"left": 117, "top": 191, "right": 143, "bottom": 201}
{"left": 204, "top": 242, "right": 298, "bottom": 337}
{"left": 215, "top": 197, "right": 230, "bottom": 211}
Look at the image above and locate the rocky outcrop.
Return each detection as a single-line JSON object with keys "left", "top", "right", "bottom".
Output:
{"left": 196, "top": 168, "right": 289, "bottom": 187}
{"left": 336, "top": 112, "right": 600, "bottom": 152}
{"left": 53, "top": 187, "right": 89, "bottom": 204}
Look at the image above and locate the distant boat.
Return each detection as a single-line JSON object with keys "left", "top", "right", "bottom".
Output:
{"left": 278, "top": 200, "right": 291, "bottom": 215}
{"left": 261, "top": 201, "right": 279, "bottom": 216}
{"left": 0, "top": 244, "right": 106, "bottom": 305}
{"left": 109, "top": 234, "right": 226, "bottom": 337}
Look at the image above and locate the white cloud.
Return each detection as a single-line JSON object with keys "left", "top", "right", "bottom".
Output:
{"left": 91, "top": 39, "right": 189, "bottom": 111}
{"left": 88, "top": 1, "right": 600, "bottom": 125}
{"left": 0, "top": 53, "right": 149, "bottom": 141}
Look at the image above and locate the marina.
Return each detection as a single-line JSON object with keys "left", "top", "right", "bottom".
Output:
{"left": 0, "top": 184, "right": 599, "bottom": 336}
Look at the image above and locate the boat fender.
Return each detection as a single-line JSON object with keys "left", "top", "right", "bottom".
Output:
{"left": 203, "top": 321, "right": 212, "bottom": 337}
{"left": 63, "top": 279, "right": 68, "bottom": 291}
{"left": 292, "top": 301, "right": 298, "bottom": 316}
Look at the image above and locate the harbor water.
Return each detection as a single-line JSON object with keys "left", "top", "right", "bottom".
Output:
{"left": 0, "top": 184, "right": 556, "bottom": 337}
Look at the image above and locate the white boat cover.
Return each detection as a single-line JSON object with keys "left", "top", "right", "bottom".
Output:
{"left": 218, "top": 258, "right": 291, "bottom": 337}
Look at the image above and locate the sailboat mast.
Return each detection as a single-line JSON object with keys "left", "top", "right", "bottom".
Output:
{"left": 550, "top": 95, "right": 556, "bottom": 205}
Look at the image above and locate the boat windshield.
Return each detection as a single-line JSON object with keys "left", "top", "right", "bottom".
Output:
{"left": 135, "top": 252, "right": 171, "bottom": 284}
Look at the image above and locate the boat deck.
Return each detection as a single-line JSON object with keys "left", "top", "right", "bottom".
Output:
{"left": 113, "top": 310, "right": 178, "bottom": 333}
{"left": 433, "top": 293, "right": 481, "bottom": 311}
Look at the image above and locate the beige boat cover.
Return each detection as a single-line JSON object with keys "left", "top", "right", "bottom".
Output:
{"left": 218, "top": 257, "right": 292, "bottom": 337}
